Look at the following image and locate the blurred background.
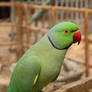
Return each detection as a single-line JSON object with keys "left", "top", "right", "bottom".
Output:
{"left": 0, "top": 0, "right": 92, "bottom": 92}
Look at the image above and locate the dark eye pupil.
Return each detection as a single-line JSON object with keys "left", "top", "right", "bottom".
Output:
{"left": 65, "top": 30, "right": 68, "bottom": 33}
{"left": 64, "top": 30, "right": 70, "bottom": 34}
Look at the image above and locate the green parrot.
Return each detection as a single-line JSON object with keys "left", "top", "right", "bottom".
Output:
{"left": 8, "top": 22, "right": 81, "bottom": 92}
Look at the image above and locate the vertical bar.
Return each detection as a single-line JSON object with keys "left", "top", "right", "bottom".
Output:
{"left": 34, "top": 0, "right": 39, "bottom": 43}
{"left": 85, "top": 0, "right": 88, "bottom": 8}
{"left": 65, "top": 0, "right": 69, "bottom": 21}
{"left": 17, "top": 3, "right": 24, "bottom": 58}
{"left": 84, "top": 11, "right": 89, "bottom": 77}
{"left": 34, "top": 22, "right": 38, "bottom": 43}
{"left": 42, "top": 0, "right": 45, "bottom": 4}
{"left": 75, "top": 0, "right": 79, "bottom": 24}
{"left": 24, "top": 5, "right": 31, "bottom": 49}
{"left": 15, "top": 3, "right": 19, "bottom": 60}
{"left": 27, "top": 0, "right": 31, "bottom": 24}
{"left": 70, "top": 0, "right": 74, "bottom": 22}
{"left": 15, "top": 14, "right": 19, "bottom": 60}
{"left": 10, "top": 0, "right": 16, "bottom": 41}
{"left": 42, "top": 13, "right": 45, "bottom": 28}
{"left": 60, "top": 0, "right": 64, "bottom": 21}
{"left": 80, "top": 0, "right": 84, "bottom": 22}
{"left": 51, "top": 6, "right": 55, "bottom": 27}
{"left": 55, "top": 0, "right": 59, "bottom": 23}
{"left": 48, "top": 9, "right": 52, "bottom": 29}
{"left": 27, "top": 0, "right": 31, "bottom": 4}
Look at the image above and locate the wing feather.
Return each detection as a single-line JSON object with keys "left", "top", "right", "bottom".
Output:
{"left": 8, "top": 55, "right": 41, "bottom": 92}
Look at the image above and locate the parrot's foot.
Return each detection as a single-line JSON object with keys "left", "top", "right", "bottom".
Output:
{"left": 38, "top": 90, "right": 44, "bottom": 92}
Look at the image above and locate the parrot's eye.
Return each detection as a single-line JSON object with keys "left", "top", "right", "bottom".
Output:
{"left": 64, "top": 29, "right": 70, "bottom": 34}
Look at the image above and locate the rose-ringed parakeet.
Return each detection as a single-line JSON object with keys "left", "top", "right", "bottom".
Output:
{"left": 8, "top": 22, "right": 81, "bottom": 92}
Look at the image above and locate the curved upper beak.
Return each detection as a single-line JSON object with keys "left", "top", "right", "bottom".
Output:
{"left": 73, "top": 30, "right": 81, "bottom": 45}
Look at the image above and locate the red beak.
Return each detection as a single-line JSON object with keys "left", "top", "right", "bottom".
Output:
{"left": 73, "top": 31, "right": 81, "bottom": 45}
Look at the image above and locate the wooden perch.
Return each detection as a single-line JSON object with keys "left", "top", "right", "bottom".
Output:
{"left": 54, "top": 77, "right": 92, "bottom": 92}
{"left": 55, "top": 69, "right": 85, "bottom": 84}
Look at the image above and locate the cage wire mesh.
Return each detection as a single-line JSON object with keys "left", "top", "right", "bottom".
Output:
{"left": 54, "top": 0, "right": 89, "bottom": 25}
{"left": 0, "top": 0, "right": 89, "bottom": 62}
{"left": 25, "top": 0, "right": 52, "bottom": 45}
{"left": 25, "top": 0, "right": 89, "bottom": 45}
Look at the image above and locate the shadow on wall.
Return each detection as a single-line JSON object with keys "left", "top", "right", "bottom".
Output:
{"left": 0, "top": 0, "right": 10, "bottom": 19}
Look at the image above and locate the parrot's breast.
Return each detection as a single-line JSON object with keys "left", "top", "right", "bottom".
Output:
{"left": 31, "top": 36, "right": 67, "bottom": 92}
{"left": 32, "top": 52, "right": 66, "bottom": 92}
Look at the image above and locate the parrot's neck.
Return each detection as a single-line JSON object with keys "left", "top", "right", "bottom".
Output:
{"left": 30, "top": 35, "right": 67, "bottom": 64}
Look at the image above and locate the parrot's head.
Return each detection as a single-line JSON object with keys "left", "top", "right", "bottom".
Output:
{"left": 48, "top": 22, "right": 81, "bottom": 50}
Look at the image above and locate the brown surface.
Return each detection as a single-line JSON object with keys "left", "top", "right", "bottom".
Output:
{"left": 84, "top": 11, "right": 89, "bottom": 77}
{"left": 55, "top": 77, "right": 92, "bottom": 92}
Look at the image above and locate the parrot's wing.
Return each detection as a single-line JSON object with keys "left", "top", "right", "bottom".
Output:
{"left": 8, "top": 56, "right": 41, "bottom": 92}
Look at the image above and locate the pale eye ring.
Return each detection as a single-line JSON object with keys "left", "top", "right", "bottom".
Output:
{"left": 64, "top": 29, "right": 70, "bottom": 34}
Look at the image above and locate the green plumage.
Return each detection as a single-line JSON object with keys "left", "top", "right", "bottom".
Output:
{"left": 8, "top": 22, "right": 79, "bottom": 92}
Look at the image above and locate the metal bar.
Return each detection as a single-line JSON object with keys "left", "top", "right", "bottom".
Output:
{"left": 34, "top": 21, "right": 38, "bottom": 43}
{"left": 48, "top": 9, "right": 52, "bottom": 28}
{"left": 84, "top": 11, "right": 89, "bottom": 77}
{"left": 60, "top": 0, "right": 64, "bottom": 21}
{"left": 27, "top": 0, "right": 32, "bottom": 24}
{"left": 34, "top": 1, "right": 39, "bottom": 43}
{"left": 80, "top": 0, "right": 84, "bottom": 22}
{"left": 65, "top": 0, "right": 69, "bottom": 21}
{"left": 15, "top": 17, "right": 20, "bottom": 60}
{"left": 85, "top": 0, "right": 88, "bottom": 8}
{"left": 75, "top": 0, "right": 79, "bottom": 24}
{"left": 34, "top": 18, "right": 38, "bottom": 44}
{"left": 55, "top": 0, "right": 59, "bottom": 23}
{"left": 34, "top": 3, "right": 39, "bottom": 46}
{"left": 10, "top": 0, "right": 16, "bottom": 42}
{"left": 70, "top": 0, "right": 74, "bottom": 22}
{"left": 10, "top": 0, "right": 16, "bottom": 22}
{"left": 42, "top": 13, "right": 46, "bottom": 28}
